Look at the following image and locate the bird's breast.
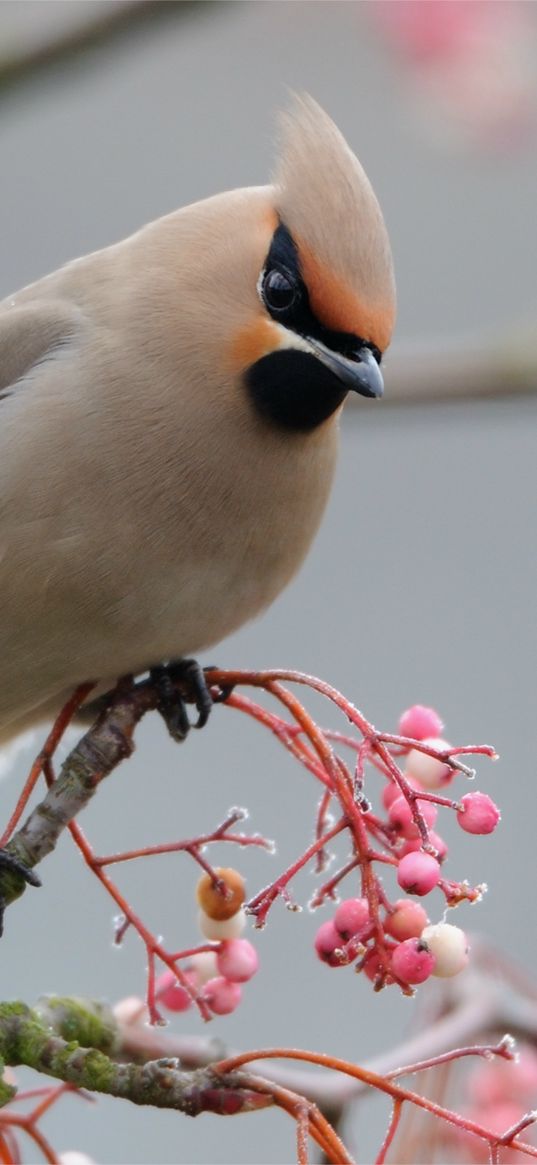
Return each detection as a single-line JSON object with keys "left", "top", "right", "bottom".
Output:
{"left": 120, "top": 412, "right": 340, "bottom": 664}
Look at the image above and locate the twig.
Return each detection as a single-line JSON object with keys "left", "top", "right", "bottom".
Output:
{"left": 0, "top": 2, "right": 186, "bottom": 94}
{"left": 380, "top": 322, "right": 537, "bottom": 405}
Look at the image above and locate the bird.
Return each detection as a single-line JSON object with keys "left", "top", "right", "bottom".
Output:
{"left": 0, "top": 95, "right": 395, "bottom": 747}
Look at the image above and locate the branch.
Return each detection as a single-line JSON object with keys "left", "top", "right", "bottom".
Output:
{"left": 380, "top": 318, "right": 537, "bottom": 405}
{"left": 0, "top": 998, "right": 270, "bottom": 1119}
{"left": 0, "top": 3, "right": 184, "bottom": 94}
{"left": 0, "top": 997, "right": 352, "bottom": 1163}
{"left": 2, "top": 993, "right": 534, "bottom": 1165}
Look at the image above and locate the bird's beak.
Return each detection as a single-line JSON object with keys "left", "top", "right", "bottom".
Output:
{"left": 306, "top": 339, "right": 384, "bottom": 399}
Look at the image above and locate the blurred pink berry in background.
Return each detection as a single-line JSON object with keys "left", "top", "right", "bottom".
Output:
{"left": 469, "top": 1045, "right": 537, "bottom": 1108}
{"left": 204, "top": 976, "right": 242, "bottom": 1016}
{"left": 369, "top": 0, "right": 537, "bottom": 151}
{"left": 462, "top": 1047, "right": 537, "bottom": 1163}
{"left": 155, "top": 969, "right": 197, "bottom": 1013}
{"left": 216, "top": 939, "right": 259, "bottom": 983}
{"left": 464, "top": 1105, "right": 535, "bottom": 1163}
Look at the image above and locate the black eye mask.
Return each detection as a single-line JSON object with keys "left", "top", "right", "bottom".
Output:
{"left": 259, "top": 222, "right": 381, "bottom": 365}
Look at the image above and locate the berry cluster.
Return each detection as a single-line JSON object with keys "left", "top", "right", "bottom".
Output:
{"left": 156, "top": 867, "right": 259, "bottom": 1018}
{"left": 315, "top": 896, "right": 468, "bottom": 985}
{"left": 312, "top": 703, "right": 500, "bottom": 990}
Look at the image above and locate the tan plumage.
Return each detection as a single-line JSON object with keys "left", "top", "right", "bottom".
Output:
{"left": 0, "top": 96, "right": 395, "bottom": 743}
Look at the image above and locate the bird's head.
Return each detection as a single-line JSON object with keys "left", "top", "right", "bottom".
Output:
{"left": 228, "top": 95, "right": 396, "bottom": 432}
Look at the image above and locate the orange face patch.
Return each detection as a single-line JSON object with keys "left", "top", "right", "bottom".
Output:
{"left": 228, "top": 316, "right": 282, "bottom": 372}
{"left": 297, "top": 238, "right": 395, "bottom": 354}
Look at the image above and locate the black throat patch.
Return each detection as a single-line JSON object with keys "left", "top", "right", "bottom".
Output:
{"left": 246, "top": 349, "right": 347, "bottom": 432}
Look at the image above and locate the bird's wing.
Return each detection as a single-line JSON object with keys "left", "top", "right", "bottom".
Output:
{"left": 0, "top": 300, "right": 83, "bottom": 399}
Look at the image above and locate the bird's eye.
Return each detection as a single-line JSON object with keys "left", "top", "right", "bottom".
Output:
{"left": 263, "top": 268, "right": 298, "bottom": 313}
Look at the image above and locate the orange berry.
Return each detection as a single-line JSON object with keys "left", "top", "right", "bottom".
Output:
{"left": 196, "top": 867, "right": 245, "bottom": 920}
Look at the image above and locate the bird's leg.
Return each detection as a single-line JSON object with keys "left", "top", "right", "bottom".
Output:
{"left": 150, "top": 658, "right": 215, "bottom": 743}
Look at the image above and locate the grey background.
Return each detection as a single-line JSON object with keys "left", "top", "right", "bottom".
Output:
{"left": 0, "top": 3, "right": 536, "bottom": 1162}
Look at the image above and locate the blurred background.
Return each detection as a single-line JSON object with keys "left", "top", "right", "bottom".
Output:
{"left": 0, "top": 2, "right": 536, "bottom": 1162}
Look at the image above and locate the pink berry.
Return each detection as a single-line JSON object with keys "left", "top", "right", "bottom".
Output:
{"left": 382, "top": 775, "right": 422, "bottom": 812}
{"left": 391, "top": 938, "right": 436, "bottom": 984}
{"left": 216, "top": 939, "right": 259, "bottom": 983}
{"left": 156, "top": 969, "right": 196, "bottom": 1013}
{"left": 204, "top": 976, "right": 242, "bottom": 1015}
{"left": 389, "top": 794, "right": 437, "bottom": 838}
{"left": 401, "top": 831, "right": 448, "bottom": 861}
{"left": 405, "top": 738, "right": 453, "bottom": 789}
{"left": 385, "top": 899, "right": 429, "bottom": 941}
{"left": 362, "top": 949, "right": 393, "bottom": 984}
{"left": 398, "top": 835, "right": 421, "bottom": 857}
{"left": 397, "top": 851, "right": 441, "bottom": 896}
{"left": 427, "top": 830, "right": 448, "bottom": 861}
{"left": 398, "top": 705, "right": 444, "bottom": 740}
{"left": 399, "top": 832, "right": 447, "bottom": 862}
{"left": 457, "top": 791, "right": 500, "bottom": 835}
{"left": 334, "top": 898, "right": 370, "bottom": 941}
{"left": 362, "top": 951, "right": 382, "bottom": 982}
{"left": 314, "top": 920, "right": 350, "bottom": 967}
{"left": 382, "top": 781, "right": 400, "bottom": 811}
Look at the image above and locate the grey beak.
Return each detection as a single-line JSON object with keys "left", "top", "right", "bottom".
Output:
{"left": 307, "top": 339, "right": 384, "bottom": 399}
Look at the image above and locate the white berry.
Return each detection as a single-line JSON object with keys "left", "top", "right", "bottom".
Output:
{"left": 405, "top": 738, "right": 452, "bottom": 789}
{"left": 421, "top": 922, "right": 469, "bottom": 977}
{"left": 198, "top": 907, "right": 246, "bottom": 941}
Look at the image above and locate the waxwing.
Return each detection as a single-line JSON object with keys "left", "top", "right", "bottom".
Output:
{"left": 0, "top": 96, "right": 395, "bottom": 744}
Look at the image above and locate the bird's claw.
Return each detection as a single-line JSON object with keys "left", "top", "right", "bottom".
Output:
{"left": 150, "top": 659, "right": 215, "bottom": 742}
{"left": 0, "top": 849, "right": 41, "bottom": 887}
{"left": 0, "top": 849, "right": 41, "bottom": 938}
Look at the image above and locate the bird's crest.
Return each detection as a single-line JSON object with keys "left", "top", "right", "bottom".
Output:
{"left": 273, "top": 95, "right": 395, "bottom": 352}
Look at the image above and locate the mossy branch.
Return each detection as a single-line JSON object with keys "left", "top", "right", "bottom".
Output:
{"left": 0, "top": 996, "right": 271, "bottom": 1118}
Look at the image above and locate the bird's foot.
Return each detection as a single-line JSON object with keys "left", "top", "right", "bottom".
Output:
{"left": 77, "top": 662, "right": 235, "bottom": 740}
{"left": 150, "top": 659, "right": 218, "bottom": 743}
{"left": 0, "top": 850, "right": 41, "bottom": 937}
